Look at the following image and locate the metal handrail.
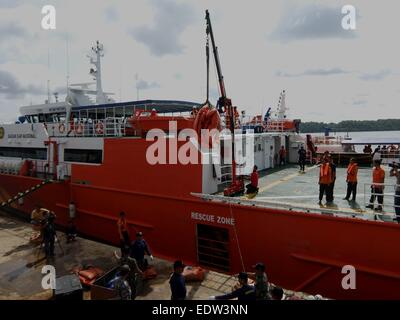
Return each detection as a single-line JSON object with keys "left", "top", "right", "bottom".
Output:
{"left": 363, "top": 183, "right": 400, "bottom": 218}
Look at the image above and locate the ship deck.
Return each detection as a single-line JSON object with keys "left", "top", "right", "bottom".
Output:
{"left": 0, "top": 211, "right": 319, "bottom": 300}
{"left": 213, "top": 164, "right": 397, "bottom": 222}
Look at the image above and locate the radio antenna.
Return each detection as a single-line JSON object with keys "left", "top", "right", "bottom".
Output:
{"left": 66, "top": 35, "right": 70, "bottom": 90}
{"left": 47, "top": 49, "right": 51, "bottom": 104}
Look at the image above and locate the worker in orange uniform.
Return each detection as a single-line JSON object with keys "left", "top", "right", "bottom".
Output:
{"left": 246, "top": 165, "right": 259, "bottom": 194}
{"left": 367, "top": 160, "right": 385, "bottom": 211}
{"left": 318, "top": 157, "right": 332, "bottom": 205}
{"left": 117, "top": 211, "right": 130, "bottom": 256}
{"left": 343, "top": 158, "right": 358, "bottom": 201}
{"left": 279, "top": 146, "right": 286, "bottom": 166}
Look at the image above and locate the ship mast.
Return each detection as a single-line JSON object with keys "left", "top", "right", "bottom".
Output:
{"left": 88, "top": 41, "right": 107, "bottom": 104}
{"left": 277, "top": 90, "right": 288, "bottom": 120}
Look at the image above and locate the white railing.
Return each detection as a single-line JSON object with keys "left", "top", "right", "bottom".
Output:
{"left": 374, "top": 151, "right": 400, "bottom": 165}
{"left": 48, "top": 118, "right": 127, "bottom": 138}
{"left": 192, "top": 190, "right": 400, "bottom": 224}
{"left": 363, "top": 183, "right": 400, "bottom": 222}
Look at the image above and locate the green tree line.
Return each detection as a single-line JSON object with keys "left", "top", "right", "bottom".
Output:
{"left": 300, "top": 119, "right": 400, "bottom": 133}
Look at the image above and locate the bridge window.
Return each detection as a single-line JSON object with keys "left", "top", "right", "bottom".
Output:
{"left": 0, "top": 147, "right": 47, "bottom": 160}
{"left": 64, "top": 149, "right": 102, "bottom": 164}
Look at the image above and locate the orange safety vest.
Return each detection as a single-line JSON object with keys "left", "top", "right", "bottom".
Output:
{"left": 319, "top": 163, "right": 332, "bottom": 185}
{"left": 117, "top": 218, "right": 128, "bottom": 238}
{"left": 372, "top": 167, "right": 385, "bottom": 188}
{"left": 347, "top": 163, "right": 358, "bottom": 183}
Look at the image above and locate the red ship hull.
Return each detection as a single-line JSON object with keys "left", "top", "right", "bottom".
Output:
{"left": 1, "top": 138, "right": 400, "bottom": 300}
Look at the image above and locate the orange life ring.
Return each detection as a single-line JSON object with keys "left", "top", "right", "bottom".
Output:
{"left": 59, "top": 123, "right": 66, "bottom": 134}
{"left": 75, "top": 123, "right": 84, "bottom": 135}
{"left": 95, "top": 122, "right": 104, "bottom": 135}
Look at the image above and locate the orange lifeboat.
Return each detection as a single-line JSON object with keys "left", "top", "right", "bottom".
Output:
{"left": 126, "top": 109, "right": 195, "bottom": 137}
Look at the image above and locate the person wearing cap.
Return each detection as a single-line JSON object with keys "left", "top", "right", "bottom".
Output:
{"left": 169, "top": 260, "right": 187, "bottom": 300}
{"left": 114, "top": 264, "right": 132, "bottom": 300}
{"left": 249, "top": 263, "right": 270, "bottom": 300}
{"left": 270, "top": 286, "right": 285, "bottom": 300}
{"left": 129, "top": 231, "right": 153, "bottom": 271}
{"left": 211, "top": 272, "right": 256, "bottom": 301}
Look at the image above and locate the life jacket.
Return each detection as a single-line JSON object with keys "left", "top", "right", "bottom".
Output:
{"left": 372, "top": 167, "right": 385, "bottom": 188}
{"left": 347, "top": 163, "right": 358, "bottom": 182}
{"left": 319, "top": 163, "right": 332, "bottom": 184}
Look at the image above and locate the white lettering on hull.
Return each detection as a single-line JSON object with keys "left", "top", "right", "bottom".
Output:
{"left": 191, "top": 212, "right": 235, "bottom": 226}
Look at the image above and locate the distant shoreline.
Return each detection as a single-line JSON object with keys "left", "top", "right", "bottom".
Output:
{"left": 299, "top": 119, "right": 400, "bottom": 133}
{"left": 301, "top": 129, "right": 400, "bottom": 134}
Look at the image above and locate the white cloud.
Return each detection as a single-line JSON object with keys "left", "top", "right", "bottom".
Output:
{"left": 0, "top": 0, "right": 399, "bottom": 123}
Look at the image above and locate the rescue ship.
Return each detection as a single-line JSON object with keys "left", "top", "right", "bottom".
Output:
{"left": 1, "top": 12, "right": 400, "bottom": 300}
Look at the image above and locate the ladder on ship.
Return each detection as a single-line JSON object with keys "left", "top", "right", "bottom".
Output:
{"left": 0, "top": 179, "right": 53, "bottom": 208}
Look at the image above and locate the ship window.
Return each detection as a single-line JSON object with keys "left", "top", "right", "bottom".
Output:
{"left": 124, "top": 107, "right": 133, "bottom": 117}
{"left": 57, "top": 113, "right": 66, "bottom": 122}
{"left": 71, "top": 112, "right": 79, "bottom": 121}
{"left": 64, "top": 149, "right": 102, "bottom": 164}
{"left": 106, "top": 108, "right": 114, "bottom": 118}
{"left": 115, "top": 107, "right": 124, "bottom": 118}
{"left": 80, "top": 110, "right": 88, "bottom": 121}
{"left": 45, "top": 114, "right": 54, "bottom": 123}
{"left": 96, "top": 108, "right": 106, "bottom": 120}
{"left": 0, "top": 147, "right": 47, "bottom": 160}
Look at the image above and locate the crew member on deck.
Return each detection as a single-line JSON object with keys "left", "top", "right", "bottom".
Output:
{"left": 211, "top": 272, "right": 256, "bottom": 301}
{"left": 319, "top": 157, "right": 332, "bottom": 205}
{"left": 367, "top": 160, "right": 385, "bottom": 212}
{"left": 248, "top": 263, "right": 270, "bottom": 300}
{"left": 279, "top": 146, "right": 286, "bottom": 166}
{"left": 129, "top": 232, "right": 153, "bottom": 271}
{"left": 117, "top": 212, "right": 130, "bottom": 256}
{"left": 344, "top": 158, "right": 358, "bottom": 202}
{"left": 298, "top": 146, "right": 306, "bottom": 172}
{"left": 169, "top": 260, "right": 187, "bottom": 300}
{"left": 390, "top": 163, "right": 400, "bottom": 223}
{"left": 327, "top": 156, "right": 336, "bottom": 203}
{"left": 246, "top": 165, "right": 259, "bottom": 194}
{"left": 66, "top": 219, "right": 77, "bottom": 243}
{"left": 42, "top": 212, "right": 56, "bottom": 258}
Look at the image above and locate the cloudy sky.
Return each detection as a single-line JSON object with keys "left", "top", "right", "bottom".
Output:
{"left": 0, "top": 0, "right": 399, "bottom": 123}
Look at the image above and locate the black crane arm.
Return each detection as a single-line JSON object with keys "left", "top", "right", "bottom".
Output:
{"left": 206, "top": 10, "right": 228, "bottom": 100}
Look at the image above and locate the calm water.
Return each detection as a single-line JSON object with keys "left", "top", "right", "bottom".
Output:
{"left": 306, "top": 130, "right": 400, "bottom": 152}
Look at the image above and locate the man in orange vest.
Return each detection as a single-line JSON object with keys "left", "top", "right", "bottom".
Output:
{"left": 318, "top": 157, "right": 332, "bottom": 205}
{"left": 343, "top": 158, "right": 358, "bottom": 201}
{"left": 117, "top": 211, "right": 130, "bottom": 256}
{"left": 366, "top": 160, "right": 385, "bottom": 211}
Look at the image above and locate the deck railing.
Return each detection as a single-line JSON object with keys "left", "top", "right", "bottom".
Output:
{"left": 47, "top": 118, "right": 127, "bottom": 138}
{"left": 363, "top": 183, "right": 400, "bottom": 222}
